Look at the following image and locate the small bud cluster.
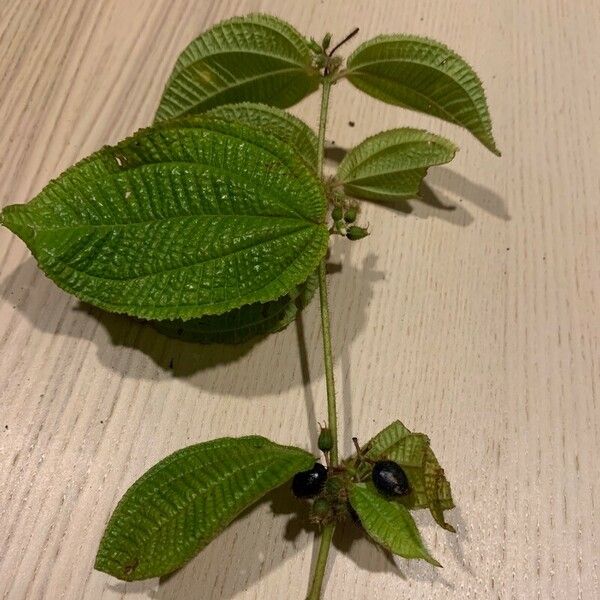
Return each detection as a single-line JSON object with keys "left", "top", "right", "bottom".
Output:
{"left": 329, "top": 200, "right": 369, "bottom": 241}
{"left": 309, "top": 32, "right": 344, "bottom": 77}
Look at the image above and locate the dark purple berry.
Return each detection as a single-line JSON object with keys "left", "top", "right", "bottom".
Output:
{"left": 292, "top": 463, "right": 328, "bottom": 498}
{"left": 372, "top": 460, "right": 410, "bottom": 496}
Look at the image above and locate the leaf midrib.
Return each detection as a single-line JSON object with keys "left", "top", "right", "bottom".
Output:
{"left": 26, "top": 212, "right": 312, "bottom": 233}
{"left": 346, "top": 38, "right": 485, "bottom": 123}
{"left": 341, "top": 140, "right": 452, "bottom": 184}
{"left": 162, "top": 66, "right": 314, "bottom": 120}
{"left": 42, "top": 221, "right": 316, "bottom": 283}
{"left": 170, "top": 17, "right": 312, "bottom": 80}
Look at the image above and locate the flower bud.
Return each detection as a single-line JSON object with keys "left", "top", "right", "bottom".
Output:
{"left": 318, "top": 427, "right": 333, "bottom": 452}
{"left": 344, "top": 206, "right": 358, "bottom": 223}
{"left": 346, "top": 225, "right": 369, "bottom": 241}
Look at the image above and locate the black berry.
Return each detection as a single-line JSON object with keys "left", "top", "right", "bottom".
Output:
{"left": 371, "top": 460, "right": 410, "bottom": 496}
{"left": 292, "top": 463, "right": 328, "bottom": 498}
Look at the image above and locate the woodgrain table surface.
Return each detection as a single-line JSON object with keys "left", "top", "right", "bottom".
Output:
{"left": 1, "top": 1, "right": 599, "bottom": 599}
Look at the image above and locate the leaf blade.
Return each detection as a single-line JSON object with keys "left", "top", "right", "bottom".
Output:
{"left": 1, "top": 117, "right": 329, "bottom": 320}
{"left": 153, "top": 270, "right": 318, "bottom": 343}
{"left": 357, "top": 420, "right": 455, "bottom": 531}
{"left": 337, "top": 128, "right": 457, "bottom": 201}
{"left": 349, "top": 483, "right": 440, "bottom": 566}
{"left": 95, "top": 436, "right": 314, "bottom": 581}
{"left": 155, "top": 14, "right": 320, "bottom": 122}
{"left": 205, "top": 103, "right": 318, "bottom": 169}
{"left": 345, "top": 35, "right": 500, "bottom": 155}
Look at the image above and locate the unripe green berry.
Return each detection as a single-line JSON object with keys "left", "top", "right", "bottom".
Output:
{"left": 344, "top": 206, "right": 358, "bottom": 223}
{"left": 331, "top": 206, "right": 343, "bottom": 221}
{"left": 318, "top": 427, "right": 333, "bottom": 452}
{"left": 311, "top": 497, "right": 331, "bottom": 519}
{"left": 346, "top": 225, "right": 369, "bottom": 241}
{"left": 322, "top": 33, "right": 332, "bottom": 51}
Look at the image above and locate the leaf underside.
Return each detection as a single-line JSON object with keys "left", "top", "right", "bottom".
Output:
{"left": 337, "top": 128, "right": 457, "bottom": 202}
{"left": 345, "top": 35, "right": 500, "bottom": 155}
{"left": 95, "top": 436, "right": 314, "bottom": 581}
{"left": 1, "top": 117, "right": 329, "bottom": 321}
{"left": 358, "top": 420, "right": 455, "bottom": 532}
{"left": 155, "top": 13, "right": 320, "bottom": 123}
{"left": 349, "top": 483, "right": 440, "bottom": 566}
{"left": 153, "top": 270, "right": 318, "bottom": 344}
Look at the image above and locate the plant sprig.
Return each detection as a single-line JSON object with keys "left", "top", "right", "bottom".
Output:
{"left": 0, "top": 13, "right": 499, "bottom": 599}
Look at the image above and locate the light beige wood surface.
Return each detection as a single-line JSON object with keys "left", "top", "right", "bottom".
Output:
{"left": 1, "top": 1, "right": 599, "bottom": 599}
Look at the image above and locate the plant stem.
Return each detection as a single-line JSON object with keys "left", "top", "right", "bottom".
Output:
{"left": 316, "top": 79, "right": 331, "bottom": 178}
{"left": 317, "top": 259, "right": 338, "bottom": 465}
{"left": 315, "top": 77, "right": 338, "bottom": 467}
{"left": 306, "top": 523, "right": 335, "bottom": 600}
{"left": 307, "top": 76, "right": 337, "bottom": 600}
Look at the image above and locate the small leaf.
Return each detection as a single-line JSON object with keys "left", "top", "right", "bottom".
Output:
{"left": 345, "top": 35, "right": 500, "bottom": 154}
{"left": 358, "top": 420, "right": 455, "bottom": 532}
{"left": 95, "top": 436, "right": 314, "bottom": 581}
{"left": 349, "top": 483, "right": 440, "bottom": 566}
{"left": 153, "top": 271, "right": 317, "bottom": 344}
{"left": 205, "top": 103, "right": 318, "bottom": 169}
{"left": 337, "top": 128, "right": 457, "bottom": 201}
{"left": 155, "top": 14, "right": 320, "bottom": 122}
{"left": 0, "top": 117, "right": 329, "bottom": 321}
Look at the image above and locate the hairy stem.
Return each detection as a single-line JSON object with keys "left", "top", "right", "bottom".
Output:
{"left": 306, "top": 523, "right": 335, "bottom": 600}
{"left": 307, "top": 76, "right": 337, "bottom": 600}
{"left": 316, "top": 77, "right": 337, "bottom": 466}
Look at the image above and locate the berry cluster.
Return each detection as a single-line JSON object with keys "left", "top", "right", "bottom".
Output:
{"left": 291, "top": 429, "right": 411, "bottom": 527}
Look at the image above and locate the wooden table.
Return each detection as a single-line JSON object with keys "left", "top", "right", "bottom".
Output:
{"left": 1, "top": 1, "right": 598, "bottom": 598}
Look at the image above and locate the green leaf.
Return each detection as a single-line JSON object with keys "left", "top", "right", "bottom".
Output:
{"left": 345, "top": 35, "right": 500, "bottom": 155}
{"left": 337, "top": 128, "right": 457, "bottom": 201}
{"left": 0, "top": 117, "right": 329, "bottom": 321}
{"left": 95, "top": 435, "right": 314, "bottom": 581}
{"left": 358, "top": 420, "right": 455, "bottom": 532}
{"left": 155, "top": 14, "right": 320, "bottom": 122}
{"left": 205, "top": 103, "right": 318, "bottom": 169}
{"left": 349, "top": 482, "right": 440, "bottom": 566}
{"left": 153, "top": 270, "right": 317, "bottom": 344}
{"left": 150, "top": 104, "right": 319, "bottom": 342}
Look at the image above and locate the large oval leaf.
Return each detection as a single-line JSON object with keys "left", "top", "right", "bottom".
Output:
{"left": 0, "top": 118, "right": 329, "bottom": 320}
{"left": 205, "top": 103, "right": 318, "bottom": 169}
{"left": 153, "top": 271, "right": 318, "bottom": 344}
{"left": 337, "top": 128, "right": 457, "bottom": 201}
{"left": 155, "top": 14, "right": 320, "bottom": 122}
{"left": 150, "top": 103, "right": 319, "bottom": 343}
{"left": 349, "top": 483, "right": 440, "bottom": 566}
{"left": 345, "top": 35, "right": 500, "bottom": 155}
{"left": 95, "top": 436, "right": 314, "bottom": 581}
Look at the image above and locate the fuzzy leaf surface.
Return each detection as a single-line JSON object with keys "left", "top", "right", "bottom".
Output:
{"left": 345, "top": 35, "right": 500, "bottom": 154}
{"left": 95, "top": 436, "right": 314, "bottom": 581}
{"left": 155, "top": 14, "right": 320, "bottom": 122}
{"left": 349, "top": 483, "right": 440, "bottom": 566}
{"left": 205, "top": 103, "right": 318, "bottom": 168}
{"left": 337, "top": 128, "right": 457, "bottom": 201}
{"left": 150, "top": 103, "right": 319, "bottom": 341}
{"left": 0, "top": 118, "right": 329, "bottom": 320}
{"left": 358, "top": 420, "right": 455, "bottom": 531}
{"left": 153, "top": 271, "right": 318, "bottom": 343}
